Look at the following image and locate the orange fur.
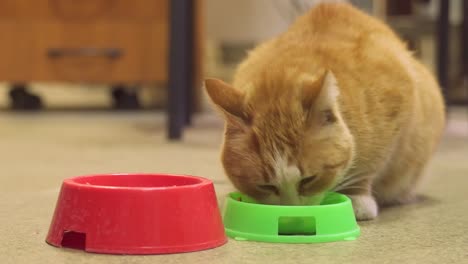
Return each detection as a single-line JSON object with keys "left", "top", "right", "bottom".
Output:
{"left": 205, "top": 3, "right": 445, "bottom": 220}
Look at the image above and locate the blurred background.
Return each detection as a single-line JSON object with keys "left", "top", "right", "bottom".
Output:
{"left": 0, "top": 0, "right": 466, "bottom": 137}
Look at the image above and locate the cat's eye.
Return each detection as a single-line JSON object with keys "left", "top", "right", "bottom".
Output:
{"left": 298, "top": 175, "right": 318, "bottom": 191}
{"left": 257, "top": 184, "right": 279, "bottom": 195}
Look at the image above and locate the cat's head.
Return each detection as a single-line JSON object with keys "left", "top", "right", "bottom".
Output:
{"left": 205, "top": 70, "right": 355, "bottom": 205}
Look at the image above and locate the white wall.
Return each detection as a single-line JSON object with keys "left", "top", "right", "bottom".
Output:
{"left": 205, "top": 0, "right": 346, "bottom": 44}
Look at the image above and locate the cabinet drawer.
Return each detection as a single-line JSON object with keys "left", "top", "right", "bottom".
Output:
{"left": 0, "top": 23, "right": 36, "bottom": 81}
{"left": 0, "top": 0, "right": 167, "bottom": 22}
{"left": 29, "top": 22, "right": 167, "bottom": 83}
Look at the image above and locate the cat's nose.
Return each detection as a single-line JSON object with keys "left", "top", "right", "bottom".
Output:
{"left": 256, "top": 182, "right": 301, "bottom": 204}
{"left": 279, "top": 195, "right": 301, "bottom": 205}
{"left": 278, "top": 183, "right": 302, "bottom": 205}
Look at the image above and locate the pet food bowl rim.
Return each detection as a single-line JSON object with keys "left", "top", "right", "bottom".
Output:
{"left": 63, "top": 173, "right": 211, "bottom": 191}
{"left": 226, "top": 191, "right": 350, "bottom": 209}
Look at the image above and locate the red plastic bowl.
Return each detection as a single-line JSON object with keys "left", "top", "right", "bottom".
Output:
{"left": 46, "top": 174, "right": 227, "bottom": 254}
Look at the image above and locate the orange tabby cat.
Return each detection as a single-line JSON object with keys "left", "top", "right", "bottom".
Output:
{"left": 205, "top": 2, "right": 445, "bottom": 220}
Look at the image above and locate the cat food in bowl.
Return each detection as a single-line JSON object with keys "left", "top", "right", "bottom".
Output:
{"left": 222, "top": 192, "right": 360, "bottom": 243}
{"left": 46, "top": 173, "right": 227, "bottom": 254}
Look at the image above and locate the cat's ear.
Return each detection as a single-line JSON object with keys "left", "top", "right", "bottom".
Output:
{"left": 316, "top": 70, "right": 340, "bottom": 109}
{"left": 302, "top": 70, "right": 339, "bottom": 110}
{"left": 301, "top": 71, "right": 325, "bottom": 110}
{"left": 302, "top": 70, "right": 340, "bottom": 125}
{"left": 204, "top": 78, "right": 250, "bottom": 122}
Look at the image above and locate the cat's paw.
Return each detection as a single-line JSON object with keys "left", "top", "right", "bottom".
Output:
{"left": 349, "top": 194, "right": 378, "bottom": 221}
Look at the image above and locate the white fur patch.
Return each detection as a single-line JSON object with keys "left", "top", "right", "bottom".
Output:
{"left": 317, "top": 71, "right": 340, "bottom": 109}
{"left": 349, "top": 194, "right": 378, "bottom": 220}
{"left": 270, "top": 153, "right": 324, "bottom": 205}
{"left": 273, "top": 154, "right": 301, "bottom": 182}
{"left": 272, "top": 153, "right": 302, "bottom": 204}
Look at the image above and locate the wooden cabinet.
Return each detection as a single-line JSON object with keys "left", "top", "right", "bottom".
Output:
{"left": 0, "top": 0, "right": 171, "bottom": 83}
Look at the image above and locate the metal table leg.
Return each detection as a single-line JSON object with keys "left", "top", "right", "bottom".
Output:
{"left": 168, "top": 0, "right": 193, "bottom": 140}
{"left": 463, "top": 0, "right": 468, "bottom": 89}
{"left": 437, "top": 0, "right": 450, "bottom": 104}
{"left": 184, "top": 0, "right": 194, "bottom": 126}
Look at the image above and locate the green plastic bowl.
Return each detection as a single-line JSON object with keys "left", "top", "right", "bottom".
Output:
{"left": 222, "top": 192, "right": 360, "bottom": 243}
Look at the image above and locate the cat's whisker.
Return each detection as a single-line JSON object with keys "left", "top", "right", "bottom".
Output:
{"left": 334, "top": 183, "right": 379, "bottom": 196}
{"left": 333, "top": 174, "right": 368, "bottom": 191}
{"left": 334, "top": 174, "right": 359, "bottom": 188}
{"left": 334, "top": 185, "right": 369, "bottom": 193}
{"left": 333, "top": 181, "right": 368, "bottom": 193}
